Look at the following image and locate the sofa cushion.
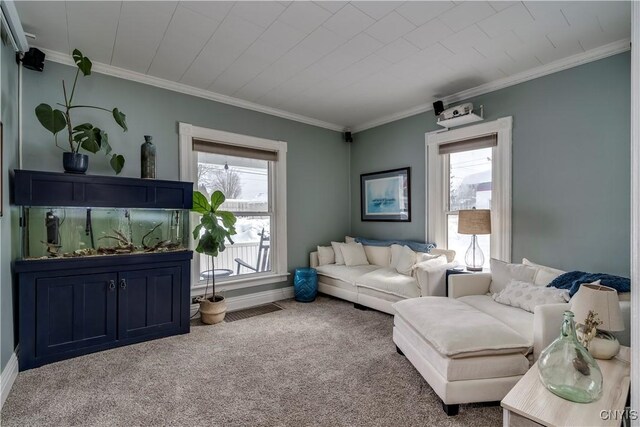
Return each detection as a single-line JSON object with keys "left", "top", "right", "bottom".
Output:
{"left": 390, "top": 245, "right": 416, "bottom": 276}
{"left": 458, "top": 294, "right": 534, "bottom": 346}
{"left": 489, "top": 258, "right": 537, "bottom": 294}
{"left": 317, "top": 246, "right": 335, "bottom": 266}
{"left": 342, "top": 243, "right": 369, "bottom": 267}
{"left": 358, "top": 286, "right": 406, "bottom": 303}
{"left": 393, "top": 297, "right": 531, "bottom": 358}
{"left": 394, "top": 315, "right": 529, "bottom": 381}
{"left": 493, "top": 280, "right": 570, "bottom": 313}
{"left": 331, "top": 241, "right": 346, "bottom": 265}
{"left": 522, "top": 258, "right": 565, "bottom": 286}
{"left": 356, "top": 268, "right": 420, "bottom": 299}
{"left": 364, "top": 245, "right": 391, "bottom": 267}
{"left": 315, "top": 264, "right": 380, "bottom": 285}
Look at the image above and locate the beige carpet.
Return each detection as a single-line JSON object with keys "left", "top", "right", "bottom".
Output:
{"left": 1, "top": 296, "right": 501, "bottom": 426}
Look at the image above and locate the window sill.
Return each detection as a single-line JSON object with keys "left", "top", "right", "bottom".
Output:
{"left": 192, "top": 272, "right": 290, "bottom": 294}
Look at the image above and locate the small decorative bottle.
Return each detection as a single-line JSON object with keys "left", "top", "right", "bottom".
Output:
{"left": 141, "top": 135, "right": 156, "bottom": 179}
{"left": 538, "top": 311, "right": 603, "bottom": 403}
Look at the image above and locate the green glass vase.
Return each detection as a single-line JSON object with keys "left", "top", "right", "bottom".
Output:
{"left": 537, "top": 311, "right": 603, "bottom": 403}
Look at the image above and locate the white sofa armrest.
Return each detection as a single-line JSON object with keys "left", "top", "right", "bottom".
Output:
{"left": 310, "top": 251, "right": 319, "bottom": 268}
{"left": 430, "top": 248, "right": 456, "bottom": 263}
{"left": 448, "top": 273, "right": 492, "bottom": 299}
{"left": 533, "top": 303, "right": 570, "bottom": 361}
{"left": 414, "top": 262, "right": 457, "bottom": 297}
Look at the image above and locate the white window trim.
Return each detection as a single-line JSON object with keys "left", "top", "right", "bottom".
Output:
{"left": 426, "top": 117, "right": 512, "bottom": 262}
{"left": 179, "top": 122, "right": 288, "bottom": 294}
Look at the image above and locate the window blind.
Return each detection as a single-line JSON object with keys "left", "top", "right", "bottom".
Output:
{"left": 438, "top": 133, "right": 497, "bottom": 155}
{"left": 193, "top": 138, "right": 278, "bottom": 161}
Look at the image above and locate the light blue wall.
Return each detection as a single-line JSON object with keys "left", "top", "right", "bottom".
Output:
{"left": 20, "top": 60, "right": 351, "bottom": 297}
{"left": 1, "top": 36, "right": 21, "bottom": 372}
{"left": 351, "top": 53, "right": 630, "bottom": 276}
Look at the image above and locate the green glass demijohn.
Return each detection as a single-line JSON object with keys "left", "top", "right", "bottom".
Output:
{"left": 537, "top": 311, "right": 603, "bottom": 403}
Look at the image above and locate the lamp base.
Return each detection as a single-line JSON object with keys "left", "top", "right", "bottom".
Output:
{"left": 465, "top": 266, "right": 484, "bottom": 272}
{"left": 589, "top": 330, "right": 620, "bottom": 360}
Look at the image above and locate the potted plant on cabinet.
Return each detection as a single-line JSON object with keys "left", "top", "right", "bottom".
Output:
{"left": 35, "top": 49, "right": 128, "bottom": 174}
{"left": 191, "top": 190, "right": 237, "bottom": 324}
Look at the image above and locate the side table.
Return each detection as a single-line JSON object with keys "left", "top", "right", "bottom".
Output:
{"left": 294, "top": 268, "right": 318, "bottom": 302}
{"left": 445, "top": 267, "right": 489, "bottom": 297}
{"left": 501, "top": 346, "right": 631, "bottom": 426}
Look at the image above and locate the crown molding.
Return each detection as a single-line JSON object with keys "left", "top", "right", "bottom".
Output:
{"left": 351, "top": 38, "right": 631, "bottom": 133}
{"left": 39, "top": 48, "right": 346, "bottom": 133}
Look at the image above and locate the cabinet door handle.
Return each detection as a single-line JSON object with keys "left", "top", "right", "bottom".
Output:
{"left": 120, "top": 279, "right": 127, "bottom": 290}
{"left": 109, "top": 280, "right": 116, "bottom": 291}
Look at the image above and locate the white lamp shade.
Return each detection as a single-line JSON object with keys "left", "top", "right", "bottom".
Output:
{"left": 571, "top": 282, "right": 624, "bottom": 332}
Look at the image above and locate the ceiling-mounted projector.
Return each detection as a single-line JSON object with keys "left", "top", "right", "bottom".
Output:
{"left": 440, "top": 102, "right": 474, "bottom": 120}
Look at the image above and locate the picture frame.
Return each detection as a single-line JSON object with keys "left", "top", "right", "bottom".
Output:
{"left": 360, "top": 167, "right": 411, "bottom": 222}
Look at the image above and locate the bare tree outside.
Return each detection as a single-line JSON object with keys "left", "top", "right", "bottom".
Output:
{"left": 197, "top": 163, "right": 242, "bottom": 200}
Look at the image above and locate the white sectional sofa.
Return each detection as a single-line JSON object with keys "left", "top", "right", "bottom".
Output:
{"left": 392, "top": 259, "right": 631, "bottom": 416}
{"left": 310, "top": 242, "right": 457, "bottom": 314}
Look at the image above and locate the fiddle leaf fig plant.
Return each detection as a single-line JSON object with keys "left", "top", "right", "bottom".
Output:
{"left": 35, "top": 49, "right": 128, "bottom": 174}
{"left": 191, "top": 190, "right": 237, "bottom": 301}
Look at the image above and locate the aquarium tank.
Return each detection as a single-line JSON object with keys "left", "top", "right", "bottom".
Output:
{"left": 21, "top": 207, "right": 189, "bottom": 259}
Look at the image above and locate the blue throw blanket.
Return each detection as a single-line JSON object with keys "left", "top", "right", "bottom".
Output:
{"left": 354, "top": 237, "right": 436, "bottom": 253}
{"left": 548, "top": 271, "right": 631, "bottom": 297}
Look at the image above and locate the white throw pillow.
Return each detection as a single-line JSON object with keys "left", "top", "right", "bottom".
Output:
{"left": 317, "top": 246, "right": 335, "bottom": 266}
{"left": 390, "top": 244, "right": 417, "bottom": 276}
{"left": 364, "top": 245, "right": 391, "bottom": 267}
{"left": 341, "top": 243, "right": 369, "bottom": 266}
{"left": 413, "top": 255, "right": 447, "bottom": 270}
{"left": 345, "top": 236, "right": 356, "bottom": 243}
{"left": 331, "top": 241, "right": 346, "bottom": 265}
{"left": 522, "top": 258, "right": 566, "bottom": 286}
{"left": 493, "top": 280, "right": 570, "bottom": 313}
{"left": 489, "top": 258, "right": 537, "bottom": 294}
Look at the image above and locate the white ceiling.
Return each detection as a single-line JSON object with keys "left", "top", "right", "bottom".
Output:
{"left": 16, "top": 1, "right": 631, "bottom": 130}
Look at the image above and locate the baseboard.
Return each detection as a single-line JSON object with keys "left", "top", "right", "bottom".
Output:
{"left": 190, "top": 287, "right": 294, "bottom": 317}
{"left": 0, "top": 349, "right": 19, "bottom": 410}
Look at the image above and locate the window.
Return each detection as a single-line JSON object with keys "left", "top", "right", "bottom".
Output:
{"left": 427, "top": 117, "right": 512, "bottom": 264}
{"left": 447, "top": 147, "right": 493, "bottom": 268}
{"left": 179, "top": 123, "right": 288, "bottom": 293}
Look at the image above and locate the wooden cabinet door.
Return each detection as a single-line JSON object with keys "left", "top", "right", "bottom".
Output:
{"left": 117, "top": 267, "right": 181, "bottom": 339}
{"left": 35, "top": 273, "right": 118, "bottom": 358}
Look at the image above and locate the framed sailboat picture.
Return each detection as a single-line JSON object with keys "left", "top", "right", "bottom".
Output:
{"left": 360, "top": 167, "right": 410, "bottom": 222}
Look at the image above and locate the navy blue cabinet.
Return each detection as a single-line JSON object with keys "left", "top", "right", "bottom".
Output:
{"left": 16, "top": 252, "right": 192, "bottom": 370}
{"left": 118, "top": 267, "right": 182, "bottom": 340}
{"left": 35, "top": 273, "right": 118, "bottom": 359}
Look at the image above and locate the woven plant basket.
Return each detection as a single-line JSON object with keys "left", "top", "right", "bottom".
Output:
{"left": 199, "top": 295, "right": 227, "bottom": 324}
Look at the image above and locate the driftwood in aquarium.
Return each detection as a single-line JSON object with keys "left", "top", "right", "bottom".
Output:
{"left": 144, "top": 240, "right": 181, "bottom": 252}
{"left": 41, "top": 241, "right": 63, "bottom": 257}
{"left": 98, "top": 229, "right": 136, "bottom": 254}
{"left": 142, "top": 223, "right": 163, "bottom": 250}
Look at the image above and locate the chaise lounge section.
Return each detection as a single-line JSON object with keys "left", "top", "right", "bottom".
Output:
{"left": 393, "top": 261, "right": 631, "bottom": 416}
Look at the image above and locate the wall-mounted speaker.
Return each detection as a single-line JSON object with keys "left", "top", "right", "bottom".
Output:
{"left": 20, "top": 47, "right": 45, "bottom": 72}
{"left": 344, "top": 131, "right": 353, "bottom": 143}
{"left": 433, "top": 100, "right": 444, "bottom": 116}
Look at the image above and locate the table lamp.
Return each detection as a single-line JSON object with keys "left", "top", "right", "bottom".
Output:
{"left": 571, "top": 282, "right": 624, "bottom": 359}
{"left": 457, "top": 209, "right": 491, "bottom": 272}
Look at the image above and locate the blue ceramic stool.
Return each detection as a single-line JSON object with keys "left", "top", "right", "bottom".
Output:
{"left": 294, "top": 268, "right": 318, "bottom": 302}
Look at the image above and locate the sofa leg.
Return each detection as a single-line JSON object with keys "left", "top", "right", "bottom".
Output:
{"left": 442, "top": 403, "right": 459, "bottom": 416}
{"left": 353, "top": 303, "right": 368, "bottom": 311}
{"left": 396, "top": 345, "right": 405, "bottom": 356}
